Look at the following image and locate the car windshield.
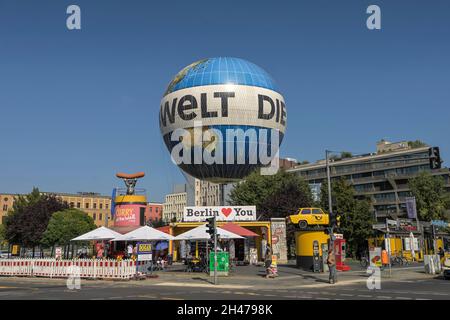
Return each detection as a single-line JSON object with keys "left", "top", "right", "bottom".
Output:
{"left": 312, "top": 209, "right": 323, "bottom": 214}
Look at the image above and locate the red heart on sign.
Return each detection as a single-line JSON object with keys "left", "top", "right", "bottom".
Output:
{"left": 221, "top": 208, "right": 233, "bottom": 217}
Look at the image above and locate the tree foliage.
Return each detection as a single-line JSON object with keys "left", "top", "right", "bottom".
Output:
{"left": 41, "top": 209, "right": 96, "bottom": 246}
{"left": 4, "top": 188, "right": 69, "bottom": 247}
{"left": 408, "top": 171, "right": 448, "bottom": 221}
{"left": 320, "top": 178, "right": 375, "bottom": 257}
{"left": 229, "top": 170, "right": 313, "bottom": 220}
{"left": 408, "top": 140, "right": 428, "bottom": 149}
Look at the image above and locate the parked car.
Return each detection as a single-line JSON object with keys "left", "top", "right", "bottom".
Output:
{"left": 287, "top": 207, "right": 330, "bottom": 229}
{"left": 443, "top": 258, "right": 450, "bottom": 280}
{"left": 0, "top": 250, "right": 9, "bottom": 259}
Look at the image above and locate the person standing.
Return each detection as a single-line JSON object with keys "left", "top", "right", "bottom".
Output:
{"left": 327, "top": 248, "right": 337, "bottom": 284}
{"left": 127, "top": 244, "right": 133, "bottom": 259}
{"left": 438, "top": 247, "right": 445, "bottom": 265}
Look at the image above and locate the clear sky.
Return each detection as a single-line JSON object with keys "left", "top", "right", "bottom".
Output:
{"left": 1, "top": 0, "right": 449, "bottom": 202}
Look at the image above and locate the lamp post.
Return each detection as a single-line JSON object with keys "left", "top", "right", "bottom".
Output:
{"left": 326, "top": 150, "right": 334, "bottom": 245}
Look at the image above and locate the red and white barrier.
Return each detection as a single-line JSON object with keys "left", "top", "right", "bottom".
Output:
{"left": 0, "top": 259, "right": 137, "bottom": 280}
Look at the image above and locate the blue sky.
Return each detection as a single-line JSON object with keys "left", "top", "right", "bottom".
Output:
{"left": 0, "top": 0, "right": 449, "bottom": 202}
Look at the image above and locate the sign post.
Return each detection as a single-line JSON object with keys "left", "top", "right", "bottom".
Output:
{"left": 136, "top": 242, "right": 152, "bottom": 276}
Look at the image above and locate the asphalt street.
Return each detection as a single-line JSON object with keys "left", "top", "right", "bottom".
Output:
{"left": 0, "top": 263, "right": 449, "bottom": 300}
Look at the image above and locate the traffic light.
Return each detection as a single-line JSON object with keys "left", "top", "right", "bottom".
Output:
{"left": 206, "top": 216, "right": 216, "bottom": 240}
{"left": 329, "top": 212, "right": 337, "bottom": 228}
{"left": 336, "top": 214, "right": 341, "bottom": 228}
{"left": 429, "top": 147, "right": 442, "bottom": 169}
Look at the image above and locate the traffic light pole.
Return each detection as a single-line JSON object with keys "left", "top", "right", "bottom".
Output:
{"left": 326, "top": 150, "right": 334, "bottom": 239}
{"left": 213, "top": 216, "right": 218, "bottom": 285}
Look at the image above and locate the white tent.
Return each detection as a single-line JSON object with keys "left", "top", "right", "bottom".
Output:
{"left": 174, "top": 224, "right": 244, "bottom": 241}
{"left": 113, "top": 226, "right": 175, "bottom": 241}
{"left": 71, "top": 226, "right": 123, "bottom": 241}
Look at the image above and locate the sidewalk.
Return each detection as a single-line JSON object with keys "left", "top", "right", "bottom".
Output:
{"left": 0, "top": 261, "right": 433, "bottom": 290}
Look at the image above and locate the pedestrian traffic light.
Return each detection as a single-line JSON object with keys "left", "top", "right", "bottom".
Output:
{"left": 429, "top": 147, "right": 442, "bottom": 169}
{"left": 206, "top": 216, "right": 216, "bottom": 240}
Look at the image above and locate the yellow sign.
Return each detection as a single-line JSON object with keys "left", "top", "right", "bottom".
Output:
{"left": 11, "top": 245, "right": 20, "bottom": 255}
{"left": 138, "top": 243, "right": 152, "bottom": 253}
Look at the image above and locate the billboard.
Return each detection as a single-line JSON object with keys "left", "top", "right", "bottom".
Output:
{"left": 183, "top": 206, "right": 256, "bottom": 222}
{"left": 114, "top": 204, "right": 141, "bottom": 227}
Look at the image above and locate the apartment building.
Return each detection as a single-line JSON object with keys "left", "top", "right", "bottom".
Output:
{"left": 287, "top": 141, "right": 450, "bottom": 220}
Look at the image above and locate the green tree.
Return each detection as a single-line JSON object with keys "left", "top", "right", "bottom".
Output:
{"left": 0, "top": 224, "right": 6, "bottom": 249}
{"left": 320, "top": 178, "right": 375, "bottom": 257}
{"left": 41, "top": 209, "right": 97, "bottom": 247}
{"left": 408, "top": 171, "right": 448, "bottom": 221}
{"left": 5, "top": 189, "right": 69, "bottom": 248}
{"left": 147, "top": 218, "right": 166, "bottom": 228}
{"left": 229, "top": 170, "right": 313, "bottom": 219}
{"left": 340, "top": 151, "right": 353, "bottom": 159}
{"left": 408, "top": 140, "right": 428, "bottom": 149}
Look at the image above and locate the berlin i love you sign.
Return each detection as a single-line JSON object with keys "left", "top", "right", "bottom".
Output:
{"left": 183, "top": 206, "right": 257, "bottom": 222}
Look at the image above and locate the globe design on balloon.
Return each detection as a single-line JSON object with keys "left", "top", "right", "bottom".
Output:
{"left": 160, "top": 57, "right": 287, "bottom": 183}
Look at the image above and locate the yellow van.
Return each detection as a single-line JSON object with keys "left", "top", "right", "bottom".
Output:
{"left": 287, "top": 208, "right": 329, "bottom": 229}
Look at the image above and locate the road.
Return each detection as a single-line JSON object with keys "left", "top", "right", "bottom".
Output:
{"left": 0, "top": 263, "right": 449, "bottom": 300}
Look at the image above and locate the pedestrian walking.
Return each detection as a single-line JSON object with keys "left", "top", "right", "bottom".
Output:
{"left": 327, "top": 248, "right": 337, "bottom": 284}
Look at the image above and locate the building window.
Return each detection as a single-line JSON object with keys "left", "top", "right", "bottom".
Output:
{"left": 99, "top": 213, "right": 102, "bottom": 221}
{"left": 106, "top": 204, "right": 109, "bottom": 209}
{"left": 149, "top": 207, "right": 152, "bottom": 212}
{"left": 2, "top": 204, "right": 7, "bottom": 211}
{"left": 100, "top": 203, "right": 103, "bottom": 209}
{"left": 4, "top": 197, "right": 8, "bottom": 202}
{"left": 77, "top": 202, "right": 81, "bottom": 208}
{"left": 93, "top": 203, "right": 97, "bottom": 209}
{"left": 85, "top": 203, "right": 89, "bottom": 209}
{"left": 156, "top": 208, "right": 159, "bottom": 213}
{"left": 70, "top": 202, "right": 74, "bottom": 208}
{"left": 93, "top": 213, "right": 96, "bottom": 220}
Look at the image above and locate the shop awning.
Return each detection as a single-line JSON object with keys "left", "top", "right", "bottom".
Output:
{"left": 156, "top": 226, "right": 171, "bottom": 235}
{"left": 220, "top": 223, "right": 258, "bottom": 237}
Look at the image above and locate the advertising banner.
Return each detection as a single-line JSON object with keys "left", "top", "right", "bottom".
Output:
{"left": 183, "top": 206, "right": 256, "bottom": 222}
{"left": 137, "top": 243, "right": 152, "bottom": 261}
{"left": 369, "top": 247, "right": 382, "bottom": 267}
{"left": 405, "top": 197, "right": 417, "bottom": 219}
{"left": 114, "top": 204, "right": 140, "bottom": 227}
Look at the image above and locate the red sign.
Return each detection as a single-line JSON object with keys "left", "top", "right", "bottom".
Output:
{"left": 114, "top": 204, "right": 140, "bottom": 227}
